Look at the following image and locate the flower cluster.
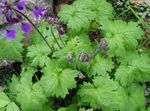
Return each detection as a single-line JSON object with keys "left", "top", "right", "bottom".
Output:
{"left": 0, "top": 0, "right": 47, "bottom": 41}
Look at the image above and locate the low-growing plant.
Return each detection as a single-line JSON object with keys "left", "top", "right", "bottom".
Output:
{"left": 0, "top": 0, "right": 150, "bottom": 111}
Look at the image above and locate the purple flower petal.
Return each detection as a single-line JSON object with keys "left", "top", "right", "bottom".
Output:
{"left": 80, "top": 54, "right": 90, "bottom": 62}
{"left": 6, "top": 29, "right": 17, "bottom": 41}
{"left": 6, "top": 10, "right": 20, "bottom": 24}
{"left": 33, "top": 6, "right": 46, "bottom": 19}
{"left": 21, "top": 23, "right": 33, "bottom": 34}
{"left": 0, "top": 0, "right": 9, "bottom": 11}
{"left": 14, "top": 1, "right": 27, "bottom": 11}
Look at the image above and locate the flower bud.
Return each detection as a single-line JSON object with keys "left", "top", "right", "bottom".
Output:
{"left": 67, "top": 53, "right": 74, "bottom": 63}
{"left": 80, "top": 54, "right": 90, "bottom": 62}
{"left": 100, "top": 38, "right": 108, "bottom": 51}
{"left": 2, "top": 60, "right": 12, "bottom": 68}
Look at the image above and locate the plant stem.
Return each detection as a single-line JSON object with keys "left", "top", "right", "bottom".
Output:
{"left": 115, "top": 8, "right": 130, "bottom": 18}
{"left": 77, "top": 52, "right": 83, "bottom": 71}
{"left": 128, "top": 6, "right": 150, "bottom": 29}
{"left": 90, "top": 43, "right": 101, "bottom": 59}
{"left": 50, "top": 27, "right": 62, "bottom": 49}
{"left": 58, "top": 29, "right": 65, "bottom": 47}
{"left": 12, "top": 8, "right": 53, "bottom": 51}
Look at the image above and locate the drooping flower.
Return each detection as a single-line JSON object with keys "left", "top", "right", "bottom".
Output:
{"left": 6, "top": 10, "right": 20, "bottom": 24}
{"left": 0, "top": 0, "right": 9, "bottom": 12}
{"left": 2, "top": 60, "right": 12, "bottom": 68}
{"left": 33, "top": 6, "right": 46, "bottom": 19}
{"left": 6, "top": 29, "right": 17, "bottom": 41}
{"left": 58, "top": 28, "right": 65, "bottom": 36}
{"left": 67, "top": 53, "right": 74, "bottom": 63}
{"left": 54, "top": 17, "right": 60, "bottom": 24}
{"left": 21, "top": 23, "right": 33, "bottom": 34}
{"left": 14, "top": 1, "right": 27, "bottom": 11}
{"left": 80, "top": 53, "right": 91, "bottom": 62}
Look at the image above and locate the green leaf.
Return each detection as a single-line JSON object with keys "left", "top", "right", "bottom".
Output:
{"left": 58, "top": 1, "right": 96, "bottom": 32}
{"left": 8, "top": 75, "right": 19, "bottom": 100}
{"left": 101, "top": 20, "right": 144, "bottom": 57}
{"left": 0, "top": 92, "right": 10, "bottom": 108}
{"left": 27, "top": 43, "right": 51, "bottom": 67}
{"left": 6, "top": 102, "right": 20, "bottom": 111}
{"left": 9, "top": 68, "right": 48, "bottom": 111}
{"left": 40, "top": 61, "right": 79, "bottom": 98}
{"left": 88, "top": 54, "right": 114, "bottom": 77}
{"left": 0, "top": 107, "right": 6, "bottom": 111}
{"left": 16, "top": 83, "right": 48, "bottom": 111}
{"left": 78, "top": 76, "right": 126, "bottom": 110}
{"left": 0, "top": 37, "right": 23, "bottom": 63}
{"left": 79, "top": 108, "right": 94, "bottom": 111}
{"left": 58, "top": 0, "right": 113, "bottom": 32}
{"left": 93, "top": 0, "right": 114, "bottom": 21}
{"left": 115, "top": 54, "right": 150, "bottom": 86}
{"left": 58, "top": 104, "right": 78, "bottom": 111}
{"left": 124, "top": 84, "right": 146, "bottom": 111}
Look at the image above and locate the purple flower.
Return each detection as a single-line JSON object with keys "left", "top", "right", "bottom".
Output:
{"left": 54, "top": 17, "right": 60, "bottom": 24}
{"left": 67, "top": 54, "right": 74, "bottom": 63}
{"left": 80, "top": 54, "right": 90, "bottom": 62}
{"left": 6, "top": 10, "right": 20, "bottom": 24}
{"left": 0, "top": 0, "right": 8, "bottom": 12}
{"left": 2, "top": 60, "right": 12, "bottom": 68}
{"left": 15, "top": 1, "right": 27, "bottom": 11}
{"left": 21, "top": 23, "right": 33, "bottom": 34}
{"left": 6, "top": 29, "right": 17, "bottom": 41}
{"left": 33, "top": 6, "right": 46, "bottom": 19}
{"left": 58, "top": 28, "right": 65, "bottom": 36}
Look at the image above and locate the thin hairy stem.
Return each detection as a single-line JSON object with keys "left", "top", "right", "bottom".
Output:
{"left": 50, "top": 27, "right": 62, "bottom": 49}
{"left": 12, "top": 8, "right": 53, "bottom": 51}
{"left": 58, "top": 29, "right": 65, "bottom": 47}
